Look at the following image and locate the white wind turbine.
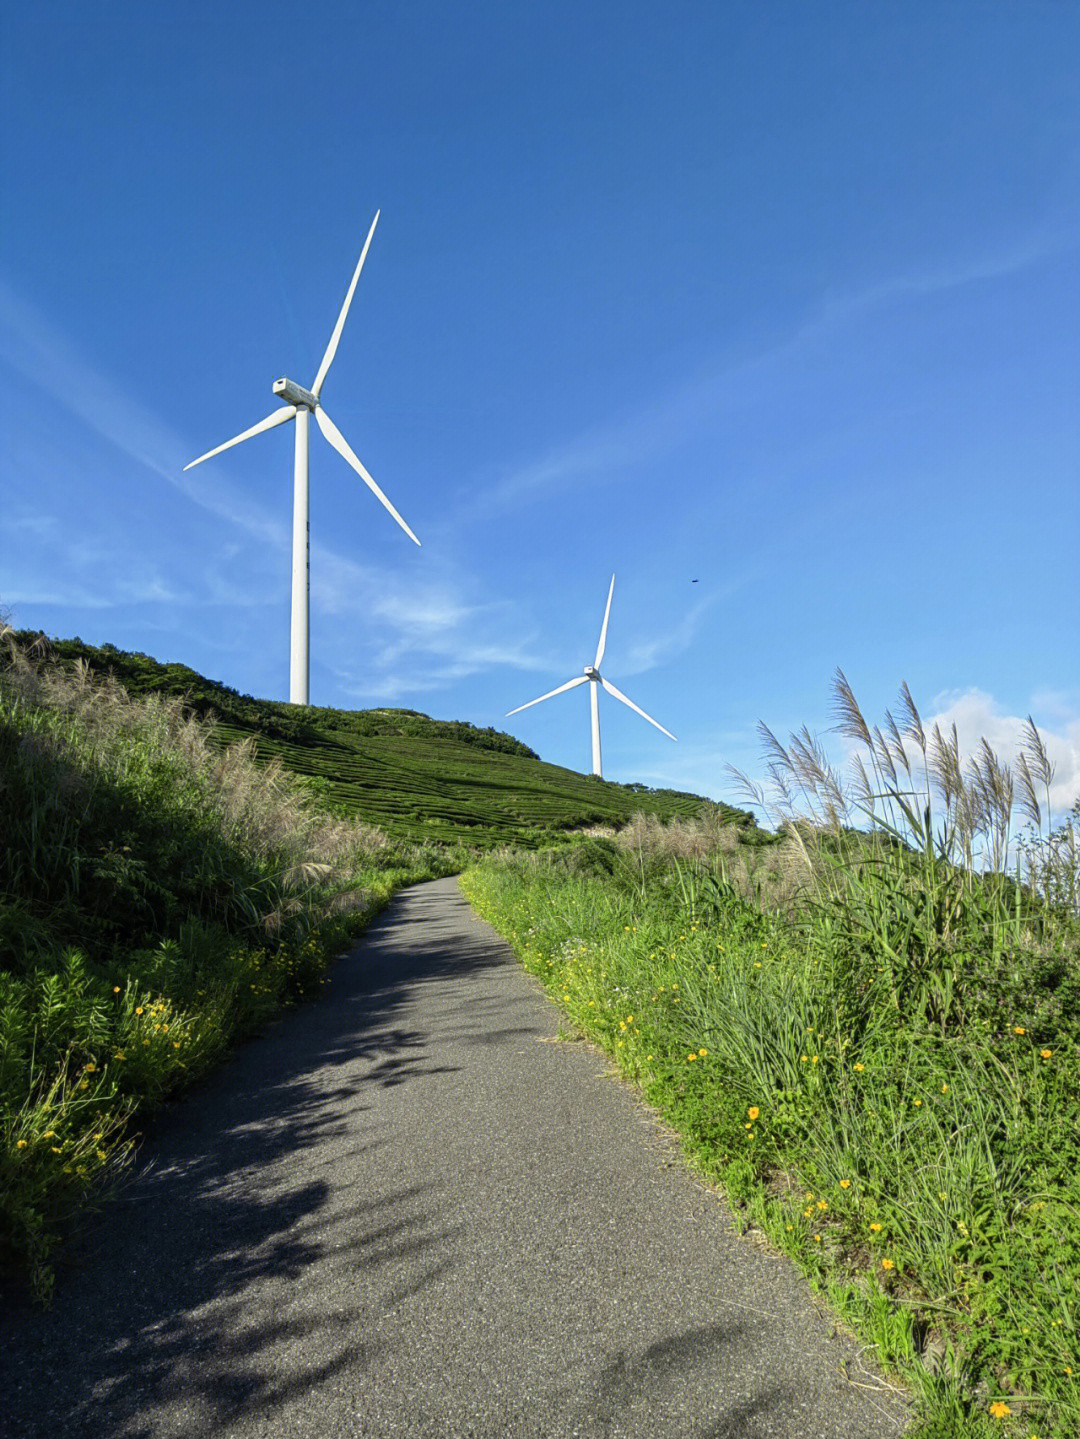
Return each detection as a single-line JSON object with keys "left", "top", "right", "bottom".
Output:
{"left": 507, "top": 576, "right": 676, "bottom": 778}
{"left": 183, "top": 211, "right": 419, "bottom": 706}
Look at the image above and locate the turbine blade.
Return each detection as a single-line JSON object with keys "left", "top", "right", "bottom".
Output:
{"left": 314, "top": 404, "right": 420, "bottom": 545}
{"left": 506, "top": 675, "right": 588, "bottom": 716}
{"left": 594, "top": 574, "right": 615, "bottom": 668}
{"left": 311, "top": 211, "right": 380, "bottom": 399}
{"left": 600, "top": 677, "right": 676, "bottom": 740}
{"left": 183, "top": 406, "right": 296, "bottom": 470}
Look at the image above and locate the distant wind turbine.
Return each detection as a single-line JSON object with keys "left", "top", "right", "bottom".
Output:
{"left": 507, "top": 576, "right": 676, "bottom": 778}
{"left": 183, "top": 211, "right": 419, "bottom": 706}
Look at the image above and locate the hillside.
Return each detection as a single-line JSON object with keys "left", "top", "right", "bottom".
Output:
{"left": 13, "top": 633, "right": 759, "bottom": 846}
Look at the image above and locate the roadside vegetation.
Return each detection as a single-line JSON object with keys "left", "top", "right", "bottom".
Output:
{"left": 462, "top": 672, "right": 1080, "bottom": 1439}
{"left": 0, "top": 627, "right": 464, "bottom": 1300}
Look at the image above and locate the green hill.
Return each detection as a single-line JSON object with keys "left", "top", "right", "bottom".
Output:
{"left": 14, "top": 633, "right": 758, "bottom": 846}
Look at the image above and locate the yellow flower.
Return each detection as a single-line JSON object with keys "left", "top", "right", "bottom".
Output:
{"left": 698, "top": 1048, "right": 707, "bottom": 1057}
{"left": 941, "top": 1083, "right": 949, "bottom": 1093}
{"left": 801, "top": 1055, "right": 809, "bottom": 1063}
{"left": 135, "top": 1006, "right": 143, "bottom": 1015}
{"left": 813, "top": 1234, "right": 821, "bottom": 1242}
{"left": 113, "top": 986, "right": 121, "bottom": 994}
{"left": 853, "top": 1062, "right": 865, "bottom": 1072}
{"left": 804, "top": 1207, "right": 813, "bottom": 1217}
{"left": 748, "top": 1107, "right": 760, "bottom": 1121}
{"left": 563, "top": 994, "right": 570, "bottom": 1001}
{"left": 881, "top": 1258, "right": 895, "bottom": 1271}
{"left": 43, "top": 1131, "right": 55, "bottom": 1140}
{"left": 16, "top": 1139, "right": 27, "bottom": 1149}
{"left": 989, "top": 1401, "right": 1011, "bottom": 1418}
{"left": 1041, "top": 1049, "right": 1052, "bottom": 1058}
{"left": 869, "top": 1222, "right": 883, "bottom": 1233}
{"left": 913, "top": 1098, "right": 922, "bottom": 1107}
{"left": 839, "top": 1179, "right": 851, "bottom": 1189}
{"left": 810, "top": 1055, "right": 819, "bottom": 1064}
{"left": 1014, "top": 1027, "right": 1026, "bottom": 1036}
{"left": 817, "top": 1200, "right": 828, "bottom": 1211}
{"left": 687, "top": 1053, "right": 697, "bottom": 1062}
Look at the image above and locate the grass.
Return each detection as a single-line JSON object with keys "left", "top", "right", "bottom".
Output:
{"left": 14, "top": 631, "right": 752, "bottom": 846}
{"left": 461, "top": 672, "right": 1080, "bottom": 1439}
{"left": 0, "top": 627, "right": 464, "bottom": 1300}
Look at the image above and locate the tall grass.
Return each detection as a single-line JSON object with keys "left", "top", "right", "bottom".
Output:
{"left": 463, "top": 675, "right": 1080, "bottom": 1437}
{"left": 1, "top": 626, "right": 461, "bottom": 1298}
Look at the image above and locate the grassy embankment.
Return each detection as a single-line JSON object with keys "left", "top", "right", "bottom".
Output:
{"left": 0, "top": 632, "right": 466, "bottom": 1299}
{"left": 462, "top": 674, "right": 1080, "bottom": 1439}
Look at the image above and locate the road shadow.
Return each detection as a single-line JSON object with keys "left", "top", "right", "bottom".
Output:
{"left": 0, "top": 879, "right": 499, "bottom": 1437}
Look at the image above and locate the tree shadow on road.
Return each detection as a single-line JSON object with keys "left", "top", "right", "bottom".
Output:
{"left": 0, "top": 879, "right": 503, "bottom": 1437}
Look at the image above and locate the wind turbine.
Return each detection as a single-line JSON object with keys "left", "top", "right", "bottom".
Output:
{"left": 507, "top": 576, "right": 676, "bottom": 778}
{"left": 183, "top": 211, "right": 419, "bottom": 706}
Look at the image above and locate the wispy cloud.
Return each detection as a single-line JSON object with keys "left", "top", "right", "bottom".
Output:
{"left": 475, "top": 220, "right": 1078, "bottom": 519}
{"left": 0, "top": 278, "right": 287, "bottom": 549}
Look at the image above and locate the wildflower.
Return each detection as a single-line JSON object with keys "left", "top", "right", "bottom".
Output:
{"left": 813, "top": 1233, "right": 821, "bottom": 1242}
{"left": 16, "top": 1140, "right": 27, "bottom": 1149}
{"left": 563, "top": 994, "right": 570, "bottom": 1001}
{"left": 687, "top": 1053, "right": 697, "bottom": 1062}
{"left": 804, "top": 1207, "right": 813, "bottom": 1218}
{"left": 698, "top": 1048, "right": 708, "bottom": 1058}
{"left": 869, "top": 1223, "right": 883, "bottom": 1233}
{"left": 881, "top": 1258, "right": 895, "bottom": 1271}
{"left": 817, "top": 1200, "right": 828, "bottom": 1211}
{"left": 811, "top": 1055, "right": 819, "bottom": 1064}
{"left": 43, "top": 1131, "right": 55, "bottom": 1140}
{"left": 113, "top": 986, "right": 121, "bottom": 994}
{"left": 853, "top": 1063, "right": 865, "bottom": 1072}
{"left": 114, "top": 1051, "right": 126, "bottom": 1061}
{"left": 839, "top": 1179, "right": 851, "bottom": 1189}
{"left": 135, "top": 1007, "right": 143, "bottom": 1016}
{"left": 748, "top": 1107, "right": 759, "bottom": 1121}
{"left": 84, "top": 1063, "right": 96, "bottom": 1073}
{"left": 989, "top": 1402, "right": 1011, "bottom": 1418}
{"left": 801, "top": 1055, "right": 809, "bottom": 1063}
{"left": 173, "top": 1042, "right": 181, "bottom": 1049}
{"left": 1014, "top": 1027, "right": 1026, "bottom": 1036}
{"left": 913, "top": 1098, "right": 922, "bottom": 1107}
{"left": 941, "top": 1083, "right": 949, "bottom": 1093}
{"left": 1041, "top": 1049, "right": 1052, "bottom": 1058}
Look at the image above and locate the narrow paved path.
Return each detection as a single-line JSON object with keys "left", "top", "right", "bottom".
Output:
{"left": 2, "top": 878, "right": 911, "bottom": 1438}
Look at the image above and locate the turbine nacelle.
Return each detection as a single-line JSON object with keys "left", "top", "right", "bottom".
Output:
{"left": 273, "top": 377, "right": 318, "bottom": 410}
{"left": 584, "top": 665, "right": 600, "bottom": 680}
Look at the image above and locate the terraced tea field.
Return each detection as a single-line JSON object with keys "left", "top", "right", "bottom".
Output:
{"left": 21, "top": 634, "right": 752, "bottom": 845}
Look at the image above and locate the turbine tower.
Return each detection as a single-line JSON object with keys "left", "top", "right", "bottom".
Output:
{"left": 506, "top": 576, "right": 676, "bottom": 778}
{"left": 183, "top": 211, "right": 419, "bottom": 705}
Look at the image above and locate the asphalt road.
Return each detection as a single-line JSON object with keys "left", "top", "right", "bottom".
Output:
{"left": 1, "top": 877, "right": 912, "bottom": 1438}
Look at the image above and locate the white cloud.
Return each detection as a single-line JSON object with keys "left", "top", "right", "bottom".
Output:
{"left": 924, "top": 688, "right": 1080, "bottom": 820}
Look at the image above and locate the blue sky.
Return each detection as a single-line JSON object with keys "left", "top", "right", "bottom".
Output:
{"left": 3, "top": 1, "right": 1078, "bottom": 818}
